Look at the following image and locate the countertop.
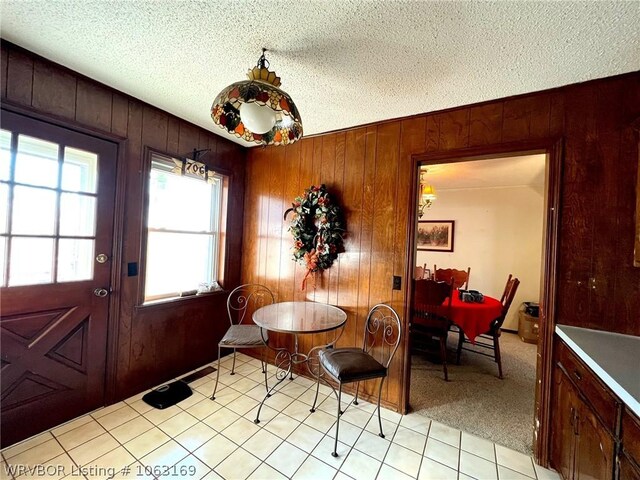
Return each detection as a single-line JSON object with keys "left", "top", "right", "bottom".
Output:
{"left": 556, "top": 325, "right": 640, "bottom": 418}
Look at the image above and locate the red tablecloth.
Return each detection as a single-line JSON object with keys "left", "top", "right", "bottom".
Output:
{"left": 448, "top": 290, "right": 503, "bottom": 343}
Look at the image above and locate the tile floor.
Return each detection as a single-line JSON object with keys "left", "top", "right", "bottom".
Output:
{"left": 1, "top": 353, "right": 561, "bottom": 480}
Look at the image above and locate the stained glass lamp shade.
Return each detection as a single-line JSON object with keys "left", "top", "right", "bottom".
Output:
{"left": 211, "top": 49, "right": 303, "bottom": 147}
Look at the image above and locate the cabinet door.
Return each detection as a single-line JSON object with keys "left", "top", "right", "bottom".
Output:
{"left": 574, "top": 398, "right": 615, "bottom": 480}
{"left": 619, "top": 452, "right": 640, "bottom": 480}
{"left": 551, "top": 367, "right": 577, "bottom": 480}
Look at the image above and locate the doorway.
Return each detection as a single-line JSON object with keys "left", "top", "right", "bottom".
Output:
{"left": 0, "top": 109, "right": 118, "bottom": 447}
{"left": 403, "top": 141, "right": 561, "bottom": 465}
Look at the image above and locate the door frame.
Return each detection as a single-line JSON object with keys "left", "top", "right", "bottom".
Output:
{"left": 1, "top": 101, "right": 128, "bottom": 407}
{"left": 401, "top": 138, "right": 563, "bottom": 467}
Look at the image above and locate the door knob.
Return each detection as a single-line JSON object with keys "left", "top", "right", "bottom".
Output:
{"left": 94, "top": 288, "right": 109, "bottom": 297}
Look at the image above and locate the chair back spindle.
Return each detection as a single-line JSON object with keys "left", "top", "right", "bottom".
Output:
{"left": 227, "top": 284, "right": 275, "bottom": 326}
{"left": 362, "top": 304, "right": 402, "bottom": 369}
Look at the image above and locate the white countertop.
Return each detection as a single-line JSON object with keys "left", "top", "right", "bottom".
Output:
{"left": 556, "top": 325, "right": 640, "bottom": 418}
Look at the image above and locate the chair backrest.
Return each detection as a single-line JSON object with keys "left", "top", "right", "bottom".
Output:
{"left": 434, "top": 266, "right": 471, "bottom": 290}
{"left": 361, "top": 304, "right": 402, "bottom": 369}
{"left": 412, "top": 278, "right": 453, "bottom": 329}
{"left": 227, "top": 284, "right": 275, "bottom": 326}
{"left": 500, "top": 275, "right": 520, "bottom": 317}
{"left": 414, "top": 266, "right": 425, "bottom": 280}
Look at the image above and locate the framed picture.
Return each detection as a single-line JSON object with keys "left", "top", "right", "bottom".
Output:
{"left": 417, "top": 220, "right": 455, "bottom": 252}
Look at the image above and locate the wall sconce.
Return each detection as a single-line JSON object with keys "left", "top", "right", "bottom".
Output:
{"left": 418, "top": 167, "right": 437, "bottom": 218}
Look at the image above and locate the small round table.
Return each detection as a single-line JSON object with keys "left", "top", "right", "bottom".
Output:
{"left": 252, "top": 301, "right": 347, "bottom": 423}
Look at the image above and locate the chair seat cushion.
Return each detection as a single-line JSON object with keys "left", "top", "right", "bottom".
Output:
{"left": 220, "top": 325, "right": 267, "bottom": 347}
{"left": 319, "top": 348, "right": 386, "bottom": 383}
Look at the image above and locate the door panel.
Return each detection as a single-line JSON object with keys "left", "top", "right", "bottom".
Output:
{"left": 0, "top": 109, "right": 117, "bottom": 447}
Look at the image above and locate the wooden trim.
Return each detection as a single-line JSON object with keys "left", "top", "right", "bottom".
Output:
{"left": 633, "top": 117, "right": 640, "bottom": 267}
{"left": 403, "top": 138, "right": 562, "bottom": 467}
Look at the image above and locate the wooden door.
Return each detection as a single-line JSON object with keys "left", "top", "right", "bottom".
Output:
{"left": 574, "top": 398, "right": 615, "bottom": 480}
{"left": 0, "top": 110, "right": 118, "bottom": 447}
{"left": 551, "top": 367, "right": 577, "bottom": 480}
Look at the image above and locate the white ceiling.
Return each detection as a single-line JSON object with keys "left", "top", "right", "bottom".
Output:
{"left": 423, "top": 154, "right": 546, "bottom": 190}
{"left": 1, "top": 1, "right": 638, "bottom": 147}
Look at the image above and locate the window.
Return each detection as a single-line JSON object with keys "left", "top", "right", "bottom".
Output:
{"left": 144, "top": 152, "right": 225, "bottom": 303}
{"left": 0, "top": 129, "right": 98, "bottom": 287}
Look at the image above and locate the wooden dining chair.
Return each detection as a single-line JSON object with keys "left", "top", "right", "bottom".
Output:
{"left": 414, "top": 263, "right": 429, "bottom": 280}
{"left": 411, "top": 278, "right": 454, "bottom": 381}
{"left": 312, "top": 304, "right": 402, "bottom": 457}
{"left": 455, "top": 274, "right": 520, "bottom": 379}
{"left": 210, "top": 284, "right": 274, "bottom": 400}
{"left": 434, "top": 266, "right": 471, "bottom": 290}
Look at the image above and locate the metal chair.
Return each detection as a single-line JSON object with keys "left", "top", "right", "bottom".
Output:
{"left": 312, "top": 304, "right": 402, "bottom": 457}
{"left": 411, "top": 278, "right": 454, "bottom": 381}
{"left": 455, "top": 274, "right": 520, "bottom": 378}
{"left": 434, "top": 266, "right": 471, "bottom": 290}
{"left": 210, "top": 284, "right": 274, "bottom": 400}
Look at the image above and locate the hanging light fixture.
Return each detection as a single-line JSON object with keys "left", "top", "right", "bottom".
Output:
{"left": 418, "top": 167, "right": 437, "bottom": 218}
{"left": 211, "top": 48, "right": 303, "bottom": 146}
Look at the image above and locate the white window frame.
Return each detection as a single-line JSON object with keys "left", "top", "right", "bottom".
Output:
{"left": 143, "top": 152, "right": 224, "bottom": 303}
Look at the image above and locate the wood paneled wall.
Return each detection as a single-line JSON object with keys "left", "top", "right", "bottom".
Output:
{"left": 1, "top": 41, "right": 247, "bottom": 400}
{"left": 243, "top": 72, "right": 640, "bottom": 411}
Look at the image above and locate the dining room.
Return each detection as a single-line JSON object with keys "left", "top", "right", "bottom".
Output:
{"left": 408, "top": 154, "right": 547, "bottom": 456}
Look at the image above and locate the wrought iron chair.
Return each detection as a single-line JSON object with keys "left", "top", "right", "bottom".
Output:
{"left": 434, "top": 266, "right": 471, "bottom": 290}
{"left": 210, "top": 284, "right": 274, "bottom": 400}
{"left": 312, "top": 304, "right": 401, "bottom": 457}
{"left": 455, "top": 274, "right": 520, "bottom": 379}
{"left": 411, "top": 278, "right": 454, "bottom": 381}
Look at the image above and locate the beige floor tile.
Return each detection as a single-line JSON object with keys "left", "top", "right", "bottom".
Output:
{"left": 296, "top": 388, "right": 327, "bottom": 407}
{"left": 2, "top": 432, "right": 54, "bottom": 460}
{"left": 281, "top": 400, "right": 313, "bottom": 422}
{"left": 495, "top": 445, "right": 536, "bottom": 478}
{"left": 241, "top": 429, "right": 282, "bottom": 461}
{"left": 399, "top": 413, "right": 431, "bottom": 435}
{"left": 51, "top": 415, "right": 93, "bottom": 438}
{"left": 428, "top": 421, "right": 461, "bottom": 448}
{"left": 264, "top": 414, "right": 301, "bottom": 439}
{"left": 201, "top": 470, "right": 225, "bottom": 480}
{"left": 325, "top": 418, "right": 363, "bottom": 446}
{"left": 214, "top": 448, "right": 261, "bottom": 480}
{"left": 202, "top": 407, "right": 240, "bottom": 432}
{"left": 177, "top": 391, "right": 207, "bottom": 410}
{"left": 461, "top": 432, "right": 496, "bottom": 462}
{"left": 379, "top": 407, "right": 403, "bottom": 424}
{"left": 392, "top": 426, "right": 427, "bottom": 454}
{"left": 123, "top": 428, "right": 171, "bottom": 459}
{"left": 364, "top": 415, "right": 398, "bottom": 438}
{"left": 340, "top": 449, "right": 381, "bottom": 480}
{"left": 377, "top": 464, "right": 414, "bottom": 480}
{"left": 0, "top": 461, "right": 10, "bottom": 480}
{"left": 193, "top": 435, "right": 238, "bottom": 469}
{"left": 340, "top": 408, "right": 372, "bottom": 429}
{"left": 265, "top": 442, "right": 307, "bottom": 478}
{"left": 95, "top": 405, "right": 139, "bottom": 431}
{"left": 383, "top": 443, "right": 422, "bottom": 477}
{"left": 224, "top": 394, "right": 259, "bottom": 417}
{"left": 334, "top": 472, "right": 355, "bottom": 480}
{"left": 499, "top": 465, "right": 536, "bottom": 480}
{"left": 142, "top": 405, "right": 181, "bottom": 426}
{"left": 110, "top": 416, "right": 154, "bottom": 445}
{"left": 310, "top": 436, "right": 348, "bottom": 469}
{"left": 174, "top": 423, "right": 217, "bottom": 453}
{"left": 139, "top": 440, "right": 188, "bottom": 470}
{"left": 158, "top": 454, "right": 210, "bottom": 480}
{"left": 286, "top": 424, "right": 324, "bottom": 454}
{"left": 9, "top": 438, "right": 64, "bottom": 467}
{"left": 424, "top": 438, "right": 460, "bottom": 471}
{"left": 260, "top": 391, "right": 294, "bottom": 412}
{"left": 14, "top": 452, "right": 74, "bottom": 480}
{"left": 92, "top": 402, "right": 126, "bottom": 419}
{"left": 186, "top": 398, "right": 222, "bottom": 420}
{"left": 303, "top": 410, "right": 335, "bottom": 434}
{"left": 68, "top": 433, "right": 119, "bottom": 466}
{"left": 55, "top": 420, "right": 106, "bottom": 451}
{"left": 292, "top": 455, "right": 336, "bottom": 480}
{"left": 85, "top": 446, "right": 136, "bottom": 480}
{"left": 246, "top": 462, "right": 287, "bottom": 480}
{"left": 418, "top": 457, "right": 458, "bottom": 480}
{"left": 534, "top": 463, "right": 562, "bottom": 480}
{"left": 459, "top": 450, "right": 498, "bottom": 480}
{"left": 127, "top": 399, "right": 154, "bottom": 415}
{"left": 220, "top": 418, "right": 261, "bottom": 445}
{"left": 245, "top": 404, "right": 278, "bottom": 424}
{"left": 114, "top": 462, "right": 154, "bottom": 480}
{"left": 158, "top": 411, "right": 198, "bottom": 437}
{"left": 354, "top": 430, "right": 390, "bottom": 458}
{"left": 230, "top": 377, "right": 259, "bottom": 394}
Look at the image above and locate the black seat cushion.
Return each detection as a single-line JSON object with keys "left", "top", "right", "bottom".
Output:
{"left": 220, "top": 325, "right": 267, "bottom": 346}
{"left": 319, "top": 348, "right": 387, "bottom": 383}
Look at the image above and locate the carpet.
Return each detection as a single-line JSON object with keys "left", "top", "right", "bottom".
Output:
{"left": 409, "top": 331, "right": 537, "bottom": 455}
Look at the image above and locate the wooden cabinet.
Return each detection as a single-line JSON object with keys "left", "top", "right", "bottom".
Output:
{"left": 620, "top": 411, "right": 640, "bottom": 480}
{"left": 551, "top": 339, "right": 620, "bottom": 480}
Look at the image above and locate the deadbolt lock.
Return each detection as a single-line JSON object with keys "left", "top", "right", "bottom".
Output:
{"left": 96, "top": 253, "right": 109, "bottom": 264}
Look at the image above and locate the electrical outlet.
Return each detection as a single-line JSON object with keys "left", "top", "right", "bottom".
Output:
{"left": 392, "top": 275, "right": 401, "bottom": 290}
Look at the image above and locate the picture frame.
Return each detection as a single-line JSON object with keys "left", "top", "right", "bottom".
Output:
{"left": 417, "top": 220, "right": 455, "bottom": 252}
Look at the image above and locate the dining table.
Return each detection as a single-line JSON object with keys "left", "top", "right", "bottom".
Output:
{"left": 252, "top": 301, "right": 347, "bottom": 423}
{"left": 448, "top": 290, "right": 503, "bottom": 343}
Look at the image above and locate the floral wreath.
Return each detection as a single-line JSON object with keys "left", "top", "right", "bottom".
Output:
{"left": 284, "top": 184, "right": 345, "bottom": 290}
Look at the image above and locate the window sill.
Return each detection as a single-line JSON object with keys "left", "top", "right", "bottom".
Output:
{"left": 135, "top": 290, "right": 227, "bottom": 313}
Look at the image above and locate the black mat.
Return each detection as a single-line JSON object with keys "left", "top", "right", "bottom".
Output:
{"left": 142, "top": 380, "right": 192, "bottom": 409}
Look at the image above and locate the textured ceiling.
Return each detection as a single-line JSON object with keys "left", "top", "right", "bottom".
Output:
{"left": 1, "top": 1, "right": 638, "bottom": 147}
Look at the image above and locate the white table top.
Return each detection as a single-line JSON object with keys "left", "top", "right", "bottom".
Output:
{"left": 253, "top": 301, "right": 347, "bottom": 334}
{"left": 556, "top": 324, "right": 640, "bottom": 417}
